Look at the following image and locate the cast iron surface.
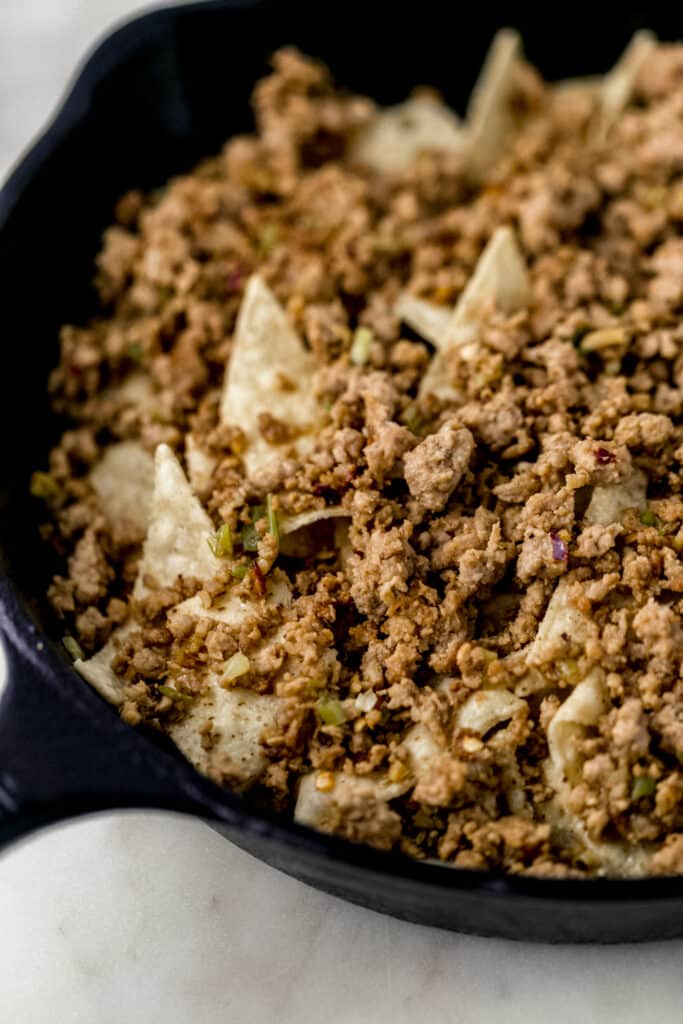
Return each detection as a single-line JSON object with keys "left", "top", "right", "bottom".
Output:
{"left": 1, "top": 0, "right": 683, "bottom": 941}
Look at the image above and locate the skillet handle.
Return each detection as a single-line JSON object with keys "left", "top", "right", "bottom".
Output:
{"left": 0, "top": 630, "right": 210, "bottom": 851}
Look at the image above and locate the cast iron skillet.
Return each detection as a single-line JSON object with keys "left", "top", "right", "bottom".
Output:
{"left": 1, "top": 0, "right": 683, "bottom": 942}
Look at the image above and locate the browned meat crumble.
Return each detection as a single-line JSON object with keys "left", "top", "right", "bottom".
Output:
{"left": 34, "top": 41, "right": 683, "bottom": 877}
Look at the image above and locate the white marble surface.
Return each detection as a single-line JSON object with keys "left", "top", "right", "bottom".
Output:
{"left": 3, "top": 4, "right": 683, "bottom": 1022}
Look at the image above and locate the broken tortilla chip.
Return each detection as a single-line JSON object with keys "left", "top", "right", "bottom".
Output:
{"left": 89, "top": 441, "right": 154, "bottom": 544}
{"left": 135, "top": 443, "right": 217, "bottom": 596}
{"left": 584, "top": 470, "right": 647, "bottom": 526}
{"left": 350, "top": 95, "right": 462, "bottom": 174}
{"left": 220, "top": 275, "right": 320, "bottom": 481}
{"left": 594, "top": 30, "right": 656, "bottom": 140}
{"left": 395, "top": 293, "right": 452, "bottom": 349}
{"left": 460, "top": 28, "right": 523, "bottom": 182}
{"left": 419, "top": 225, "right": 530, "bottom": 399}
{"left": 168, "top": 680, "right": 280, "bottom": 791}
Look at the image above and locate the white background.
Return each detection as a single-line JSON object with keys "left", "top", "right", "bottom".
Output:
{"left": 2, "top": 4, "right": 683, "bottom": 1021}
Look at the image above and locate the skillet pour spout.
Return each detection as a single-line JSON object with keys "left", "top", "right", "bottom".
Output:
{"left": 3, "top": 0, "right": 683, "bottom": 941}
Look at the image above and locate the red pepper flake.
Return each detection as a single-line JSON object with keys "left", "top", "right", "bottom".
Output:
{"left": 251, "top": 561, "right": 266, "bottom": 597}
{"left": 550, "top": 532, "right": 568, "bottom": 562}
{"left": 594, "top": 447, "right": 616, "bottom": 465}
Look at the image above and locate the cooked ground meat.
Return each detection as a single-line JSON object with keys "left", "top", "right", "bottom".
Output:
{"left": 35, "top": 40, "right": 683, "bottom": 877}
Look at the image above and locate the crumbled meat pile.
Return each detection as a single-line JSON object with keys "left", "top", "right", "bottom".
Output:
{"left": 35, "top": 43, "right": 683, "bottom": 877}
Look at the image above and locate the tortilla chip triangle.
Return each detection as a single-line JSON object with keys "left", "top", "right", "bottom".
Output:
{"left": 594, "top": 30, "right": 656, "bottom": 140}
{"left": 418, "top": 224, "right": 530, "bottom": 399}
{"left": 134, "top": 443, "right": 217, "bottom": 596}
{"left": 394, "top": 293, "right": 452, "bottom": 350}
{"left": 220, "top": 275, "right": 320, "bottom": 481}
{"left": 460, "top": 28, "right": 524, "bottom": 182}
{"left": 350, "top": 95, "right": 462, "bottom": 174}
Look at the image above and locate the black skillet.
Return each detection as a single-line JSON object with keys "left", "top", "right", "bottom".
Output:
{"left": 1, "top": 0, "right": 683, "bottom": 942}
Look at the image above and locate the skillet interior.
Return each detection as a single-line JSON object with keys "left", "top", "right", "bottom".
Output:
{"left": 2, "top": 0, "right": 683, "bottom": 941}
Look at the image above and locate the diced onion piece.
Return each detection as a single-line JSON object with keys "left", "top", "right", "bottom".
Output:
{"left": 350, "top": 326, "right": 374, "bottom": 366}
{"left": 224, "top": 652, "right": 251, "bottom": 683}
{"left": 316, "top": 694, "right": 347, "bottom": 725}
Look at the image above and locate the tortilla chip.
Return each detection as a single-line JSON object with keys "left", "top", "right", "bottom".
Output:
{"left": 457, "top": 688, "right": 525, "bottom": 734}
{"left": 461, "top": 28, "right": 523, "bottom": 182}
{"left": 168, "top": 681, "right": 280, "bottom": 791}
{"left": 135, "top": 443, "right": 217, "bottom": 596}
{"left": 584, "top": 470, "right": 647, "bottom": 526}
{"left": 74, "top": 622, "right": 136, "bottom": 706}
{"left": 395, "top": 293, "right": 452, "bottom": 349}
{"left": 220, "top": 275, "right": 320, "bottom": 481}
{"left": 402, "top": 721, "right": 446, "bottom": 774}
{"left": 419, "top": 225, "right": 530, "bottom": 398}
{"left": 185, "top": 433, "right": 217, "bottom": 496}
{"left": 547, "top": 668, "right": 605, "bottom": 783}
{"left": 90, "top": 441, "right": 154, "bottom": 544}
{"left": 278, "top": 507, "right": 350, "bottom": 558}
{"left": 350, "top": 95, "right": 462, "bottom": 174}
{"left": 169, "top": 569, "right": 292, "bottom": 628}
{"left": 526, "top": 577, "right": 590, "bottom": 667}
{"left": 294, "top": 770, "right": 411, "bottom": 831}
{"left": 280, "top": 507, "right": 349, "bottom": 535}
{"left": 594, "top": 30, "right": 656, "bottom": 140}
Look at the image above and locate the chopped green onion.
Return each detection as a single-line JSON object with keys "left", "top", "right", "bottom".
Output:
{"left": 241, "top": 523, "right": 260, "bottom": 551}
{"left": 631, "top": 775, "right": 656, "bottom": 800}
{"left": 30, "top": 471, "right": 58, "bottom": 499}
{"left": 232, "top": 563, "right": 250, "bottom": 580}
{"left": 251, "top": 504, "right": 266, "bottom": 524}
{"left": 127, "top": 342, "right": 143, "bottom": 361}
{"left": 223, "top": 652, "right": 251, "bottom": 683}
{"left": 413, "top": 809, "right": 433, "bottom": 829}
{"left": 257, "top": 223, "right": 279, "bottom": 255}
{"left": 350, "top": 326, "right": 374, "bottom": 366}
{"left": 207, "top": 523, "right": 233, "bottom": 558}
{"left": 158, "top": 684, "right": 193, "bottom": 702}
{"left": 62, "top": 636, "right": 84, "bottom": 661}
{"left": 316, "top": 694, "right": 347, "bottom": 726}
{"left": 640, "top": 509, "right": 662, "bottom": 529}
{"left": 400, "top": 403, "right": 422, "bottom": 435}
{"left": 266, "top": 494, "right": 279, "bottom": 542}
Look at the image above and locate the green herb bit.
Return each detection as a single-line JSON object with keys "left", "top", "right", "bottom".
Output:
{"left": 266, "top": 494, "right": 279, "bottom": 542}
{"left": 350, "top": 326, "right": 374, "bottom": 366}
{"left": 257, "top": 223, "right": 279, "bottom": 255}
{"left": 400, "top": 403, "right": 422, "bottom": 435}
{"left": 241, "top": 523, "right": 260, "bottom": 552}
{"left": 232, "top": 563, "right": 250, "bottom": 580}
{"left": 631, "top": 775, "right": 656, "bottom": 800}
{"left": 251, "top": 504, "right": 266, "bottom": 523}
{"left": 413, "top": 810, "right": 433, "bottom": 829}
{"left": 62, "top": 636, "right": 85, "bottom": 661}
{"left": 316, "top": 694, "right": 347, "bottom": 726}
{"left": 127, "top": 342, "right": 143, "bottom": 361}
{"left": 223, "top": 651, "right": 251, "bottom": 683}
{"left": 30, "top": 471, "right": 58, "bottom": 500}
{"left": 158, "top": 684, "right": 193, "bottom": 703}
{"left": 640, "top": 509, "right": 662, "bottom": 529}
{"left": 207, "top": 522, "right": 233, "bottom": 558}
